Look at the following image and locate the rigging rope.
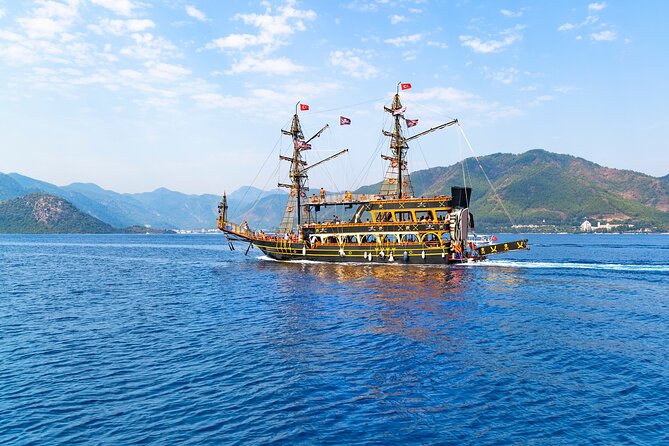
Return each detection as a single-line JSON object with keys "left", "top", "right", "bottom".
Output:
{"left": 457, "top": 124, "right": 516, "bottom": 226}
{"left": 230, "top": 132, "right": 283, "bottom": 217}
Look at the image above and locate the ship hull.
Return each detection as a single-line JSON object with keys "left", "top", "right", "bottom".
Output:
{"left": 252, "top": 239, "right": 476, "bottom": 264}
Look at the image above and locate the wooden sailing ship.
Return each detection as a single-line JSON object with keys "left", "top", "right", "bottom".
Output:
{"left": 218, "top": 86, "right": 528, "bottom": 264}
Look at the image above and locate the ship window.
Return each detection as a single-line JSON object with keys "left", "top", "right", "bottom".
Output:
{"left": 326, "top": 236, "right": 337, "bottom": 244}
{"left": 344, "top": 235, "right": 358, "bottom": 244}
{"left": 395, "top": 211, "right": 413, "bottom": 222}
{"left": 435, "top": 210, "right": 449, "bottom": 222}
{"left": 402, "top": 234, "right": 418, "bottom": 243}
{"left": 375, "top": 211, "right": 392, "bottom": 222}
{"left": 422, "top": 233, "right": 440, "bottom": 245}
{"left": 416, "top": 211, "right": 435, "bottom": 222}
{"left": 362, "top": 234, "right": 377, "bottom": 243}
{"left": 382, "top": 234, "right": 398, "bottom": 243}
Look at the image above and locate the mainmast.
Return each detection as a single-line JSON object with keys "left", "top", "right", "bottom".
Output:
{"left": 380, "top": 85, "right": 459, "bottom": 199}
{"left": 380, "top": 92, "right": 411, "bottom": 198}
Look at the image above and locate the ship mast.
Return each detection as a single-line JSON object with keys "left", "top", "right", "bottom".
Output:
{"left": 277, "top": 104, "right": 345, "bottom": 235}
{"left": 380, "top": 85, "right": 459, "bottom": 199}
{"left": 380, "top": 90, "right": 411, "bottom": 198}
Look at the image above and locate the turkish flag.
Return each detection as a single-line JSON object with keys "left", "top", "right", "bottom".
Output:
{"left": 400, "top": 83, "right": 412, "bottom": 90}
{"left": 340, "top": 116, "right": 351, "bottom": 125}
{"left": 300, "top": 104, "right": 309, "bottom": 111}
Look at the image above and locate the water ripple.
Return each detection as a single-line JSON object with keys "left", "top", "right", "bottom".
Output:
{"left": 1, "top": 234, "right": 669, "bottom": 444}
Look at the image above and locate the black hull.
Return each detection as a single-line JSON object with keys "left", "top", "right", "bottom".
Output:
{"left": 251, "top": 239, "right": 476, "bottom": 264}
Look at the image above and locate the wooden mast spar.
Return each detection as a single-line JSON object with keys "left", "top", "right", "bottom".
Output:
{"left": 277, "top": 103, "right": 347, "bottom": 235}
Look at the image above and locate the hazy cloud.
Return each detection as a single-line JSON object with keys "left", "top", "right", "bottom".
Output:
{"left": 185, "top": 5, "right": 207, "bottom": 22}
{"left": 460, "top": 25, "right": 524, "bottom": 53}
{"left": 90, "top": 0, "right": 137, "bottom": 17}
{"left": 384, "top": 33, "right": 422, "bottom": 47}
{"left": 588, "top": 2, "right": 607, "bottom": 12}
{"left": 591, "top": 30, "right": 616, "bottom": 41}
{"left": 330, "top": 49, "right": 378, "bottom": 79}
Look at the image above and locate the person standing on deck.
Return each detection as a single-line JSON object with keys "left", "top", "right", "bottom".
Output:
{"left": 319, "top": 187, "right": 325, "bottom": 202}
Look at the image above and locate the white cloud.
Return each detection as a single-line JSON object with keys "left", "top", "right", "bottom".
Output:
{"left": 390, "top": 14, "right": 405, "bottom": 25}
{"left": 486, "top": 67, "right": 520, "bottom": 84}
{"left": 558, "top": 22, "right": 575, "bottom": 31}
{"left": 384, "top": 33, "right": 422, "bottom": 47}
{"left": 427, "top": 40, "right": 448, "bottom": 49}
{"left": 226, "top": 55, "right": 306, "bottom": 75}
{"left": 207, "top": 1, "right": 316, "bottom": 53}
{"left": 500, "top": 9, "right": 523, "bottom": 18}
{"left": 330, "top": 49, "right": 378, "bottom": 79}
{"left": 408, "top": 86, "right": 521, "bottom": 119}
{"left": 0, "top": 7, "right": 6, "bottom": 19}
{"left": 15, "top": 0, "right": 80, "bottom": 39}
{"left": 207, "top": 33, "right": 262, "bottom": 50}
{"left": 459, "top": 26, "right": 524, "bottom": 53}
{"left": 89, "top": 18, "right": 155, "bottom": 36}
{"left": 588, "top": 2, "right": 607, "bottom": 12}
{"left": 90, "top": 0, "right": 137, "bottom": 17}
{"left": 185, "top": 5, "right": 207, "bottom": 22}
{"left": 145, "top": 61, "right": 191, "bottom": 81}
{"left": 120, "top": 33, "right": 179, "bottom": 60}
{"left": 591, "top": 30, "right": 616, "bottom": 41}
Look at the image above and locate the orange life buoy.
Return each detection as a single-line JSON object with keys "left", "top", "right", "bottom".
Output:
{"left": 390, "top": 160, "right": 398, "bottom": 168}
{"left": 287, "top": 206, "right": 294, "bottom": 212}
{"left": 388, "top": 178, "right": 396, "bottom": 184}
{"left": 289, "top": 189, "right": 296, "bottom": 197}
{"left": 300, "top": 191, "right": 307, "bottom": 198}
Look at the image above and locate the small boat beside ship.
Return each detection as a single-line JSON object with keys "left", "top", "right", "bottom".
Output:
{"left": 218, "top": 85, "right": 528, "bottom": 264}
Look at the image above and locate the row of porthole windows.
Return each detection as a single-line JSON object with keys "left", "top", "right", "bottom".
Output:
{"left": 310, "top": 233, "right": 451, "bottom": 245}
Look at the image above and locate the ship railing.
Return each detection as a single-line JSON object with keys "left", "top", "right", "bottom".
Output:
{"left": 304, "top": 193, "right": 452, "bottom": 206}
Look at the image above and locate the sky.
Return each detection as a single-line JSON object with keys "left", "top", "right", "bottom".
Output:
{"left": 1, "top": 0, "right": 667, "bottom": 195}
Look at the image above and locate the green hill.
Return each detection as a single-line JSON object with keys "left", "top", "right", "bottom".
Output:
{"left": 408, "top": 149, "right": 669, "bottom": 231}
{"left": 0, "top": 193, "right": 119, "bottom": 234}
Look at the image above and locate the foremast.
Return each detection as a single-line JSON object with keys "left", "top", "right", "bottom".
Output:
{"left": 278, "top": 109, "right": 310, "bottom": 234}
{"left": 277, "top": 105, "right": 345, "bottom": 235}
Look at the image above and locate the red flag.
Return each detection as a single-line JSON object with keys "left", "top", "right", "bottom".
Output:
{"left": 296, "top": 140, "right": 311, "bottom": 150}
{"left": 406, "top": 119, "right": 418, "bottom": 128}
{"left": 392, "top": 106, "right": 407, "bottom": 116}
{"left": 340, "top": 116, "right": 351, "bottom": 125}
{"left": 300, "top": 104, "right": 309, "bottom": 111}
{"left": 400, "top": 83, "right": 412, "bottom": 90}
{"left": 491, "top": 235, "right": 499, "bottom": 242}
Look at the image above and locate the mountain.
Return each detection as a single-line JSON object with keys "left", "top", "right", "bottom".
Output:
{"left": 407, "top": 149, "right": 669, "bottom": 230}
{"left": 0, "top": 193, "right": 118, "bottom": 234}
{"left": 3, "top": 150, "right": 667, "bottom": 232}
{"left": 1, "top": 174, "right": 221, "bottom": 230}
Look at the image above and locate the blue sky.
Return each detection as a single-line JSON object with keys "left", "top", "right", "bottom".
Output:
{"left": 1, "top": 0, "right": 667, "bottom": 194}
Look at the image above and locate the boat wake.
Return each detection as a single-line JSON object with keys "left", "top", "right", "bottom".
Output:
{"left": 483, "top": 260, "right": 669, "bottom": 273}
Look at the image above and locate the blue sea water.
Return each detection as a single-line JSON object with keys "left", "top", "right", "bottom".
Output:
{"left": 1, "top": 233, "right": 668, "bottom": 445}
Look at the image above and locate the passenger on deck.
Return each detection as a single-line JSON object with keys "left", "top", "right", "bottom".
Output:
{"left": 320, "top": 187, "right": 326, "bottom": 202}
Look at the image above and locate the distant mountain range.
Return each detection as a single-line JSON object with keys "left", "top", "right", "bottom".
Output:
{"left": 1, "top": 149, "right": 668, "bottom": 233}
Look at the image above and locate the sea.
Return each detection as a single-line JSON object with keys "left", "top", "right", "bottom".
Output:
{"left": 1, "top": 233, "right": 668, "bottom": 445}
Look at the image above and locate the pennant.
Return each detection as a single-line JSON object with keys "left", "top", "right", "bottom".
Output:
{"left": 491, "top": 235, "right": 499, "bottom": 242}
{"left": 400, "top": 83, "right": 412, "bottom": 90}
{"left": 340, "top": 116, "right": 351, "bottom": 125}
{"left": 406, "top": 119, "right": 418, "bottom": 128}
{"left": 296, "top": 140, "right": 311, "bottom": 150}
{"left": 300, "top": 104, "right": 309, "bottom": 111}
{"left": 392, "top": 106, "right": 407, "bottom": 116}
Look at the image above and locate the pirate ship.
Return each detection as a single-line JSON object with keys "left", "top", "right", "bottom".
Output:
{"left": 218, "top": 85, "right": 528, "bottom": 264}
